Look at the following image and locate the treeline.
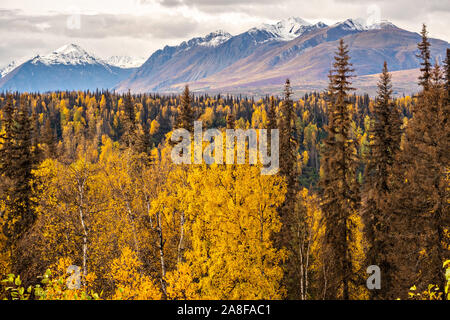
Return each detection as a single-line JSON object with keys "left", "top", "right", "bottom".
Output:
{"left": 0, "top": 86, "right": 414, "bottom": 188}
{"left": 0, "top": 24, "right": 448, "bottom": 300}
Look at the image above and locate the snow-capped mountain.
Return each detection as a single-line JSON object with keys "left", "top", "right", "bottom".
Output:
{"left": 1, "top": 17, "right": 448, "bottom": 94}
{"left": 249, "top": 17, "right": 327, "bottom": 42}
{"left": 332, "top": 18, "right": 396, "bottom": 31}
{"left": 1, "top": 61, "right": 21, "bottom": 78}
{"left": 116, "top": 18, "right": 329, "bottom": 92}
{"left": 180, "top": 30, "right": 233, "bottom": 49}
{"left": 117, "top": 17, "right": 448, "bottom": 93}
{"left": 0, "top": 44, "right": 134, "bottom": 92}
{"left": 199, "top": 30, "right": 233, "bottom": 47}
{"left": 0, "top": 56, "right": 32, "bottom": 78}
{"left": 30, "top": 45, "right": 145, "bottom": 69}
{"left": 31, "top": 44, "right": 106, "bottom": 66}
{"left": 105, "top": 56, "right": 147, "bottom": 69}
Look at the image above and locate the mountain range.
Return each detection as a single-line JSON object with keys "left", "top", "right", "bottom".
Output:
{"left": 0, "top": 17, "right": 448, "bottom": 95}
{"left": 0, "top": 44, "right": 143, "bottom": 92}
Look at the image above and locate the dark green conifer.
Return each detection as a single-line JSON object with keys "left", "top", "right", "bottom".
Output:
{"left": 389, "top": 52, "right": 449, "bottom": 300}
{"left": 320, "top": 39, "right": 360, "bottom": 300}
{"left": 177, "top": 85, "right": 194, "bottom": 133}
{"left": 417, "top": 24, "right": 432, "bottom": 91}
{"left": 362, "top": 62, "right": 401, "bottom": 299}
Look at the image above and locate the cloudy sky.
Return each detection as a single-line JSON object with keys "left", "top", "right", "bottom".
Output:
{"left": 0, "top": 0, "right": 449, "bottom": 66}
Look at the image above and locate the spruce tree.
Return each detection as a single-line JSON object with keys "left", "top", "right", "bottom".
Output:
{"left": 0, "top": 94, "right": 15, "bottom": 180}
{"left": 12, "top": 94, "right": 35, "bottom": 230}
{"left": 362, "top": 62, "right": 401, "bottom": 299}
{"left": 177, "top": 85, "right": 194, "bottom": 133}
{"left": 279, "top": 80, "right": 298, "bottom": 223}
{"left": 1, "top": 95, "right": 36, "bottom": 278}
{"left": 226, "top": 111, "right": 235, "bottom": 130}
{"left": 278, "top": 79, "right": 301, "bottom": 298}
{"left": 389, "top": 56, "right": 449, "bottom": 299}
{"left": 417, "top": 24, "right": 432, "bottom": 91}
{"left": 267, "top": 96, "right": 277, "bottom": 152}
{"left": 279, "top": 80, "right": 298, "bottom": 189}
{"left": 135, "top": 123, "right": 152, "bottom": 155}
{"left": 31, "top": 108, "right": 42, "bottom": 164}
{"left": 320, "top": 39, "right": 360, "bottom": 299}
{"left": 42, "top": 118, "right": 57, "bottom": 158}
{"left": 444, "top": 48, "right": 450, "bottom": 103}
{"left": 121, "top": 90, "right": 137, "bottom": 148}
{"left": 267, "top": 96, "right": 277, "bottom": 131}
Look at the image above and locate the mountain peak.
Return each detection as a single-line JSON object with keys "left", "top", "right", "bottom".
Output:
{"left": 32, "top": 43, "right": 104, "bottom": 66}
{"left": 54, "top": 43, "right": 86, "bottom": 54}
{"left": 251, "top": 17, "right": 326, "bottom": 41}
{"left": 202, "top": 30, "right": 233, "bottom": 46}
{"left": 276, "top": 16, "right": 312, "bottom": 28}
{"left": 207, "top": 30, "right": 232, "bottom": 37}
{"left": 334, "top": 18, "right": 396, "bottom": 31}
{"left": 368, "top": 20, "right": 397, "bottom": 30}
{"left": 180, "top": 30, "right": 232, "bottom": 49}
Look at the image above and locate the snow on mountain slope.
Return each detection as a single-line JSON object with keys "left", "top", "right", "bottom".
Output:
{"left": 179, "top": 30, "right": 233, "bottom": 50}
{"left": 2, "top": 17, "right": 448, "bottom": 95}
{"left": 200, "top": 30, "right": 233, "bottom": 47}
{"left": 106, "top": 56, "right": 146, "bottom": 68}
{"left": 332, "top": 18, "right": 396, "bottom": 31}
{"left": 0, "top": 44, "right": 135, "bottom": 92}
{"left": 31, "top": 44, "right": 106, "bottom": 66}
{"left": 115, "top": 24, "right": 291, "bottom": 92}
{"left": 180, "top": 21, "right": 448, "bottom": 95}
{"left": 249, "top": 17, "right": 327, "bottom": 42}
{"left": 0, "top": 44, "right": 112, "bottom": 79}
{"left": 0, "top": 58, "right": 28, "bottom": 78}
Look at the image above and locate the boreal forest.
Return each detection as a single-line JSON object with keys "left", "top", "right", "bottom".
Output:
{"left": 0, "top": 24, "right": 448, "bottom": 300}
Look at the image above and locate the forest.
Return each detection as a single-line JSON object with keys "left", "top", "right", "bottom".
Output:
{"left": 0, "top": 24, "right": 448, "bottom": 300}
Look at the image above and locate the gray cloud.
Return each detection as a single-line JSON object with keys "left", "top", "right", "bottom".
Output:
{"left": 0, "top": 1, "right": 448, "bottom": 67}
{"left": 335, "top": 0, "right": 450, "bottom": 12}
{"left": 0, "top": 10, "right": 198, "bottom": 39}
{"left": 156, "top": 0, "right": 282, "bottom": 15}
{"left": 158, "top": 0, "right": 274, "bottom": 6}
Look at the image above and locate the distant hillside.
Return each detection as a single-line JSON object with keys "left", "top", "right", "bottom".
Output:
{"left": 1, "top": 18, "right": 448, "bottom": 95}
{"left": 0, "top": 44, "right": 136, "bottom": 92}
{"left": 168, "top": 20, "right": 447, "bottom": 96}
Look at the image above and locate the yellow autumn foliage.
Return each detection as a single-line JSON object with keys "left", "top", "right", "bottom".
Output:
{"left": 111, "top": 247, "right": 162, "bottom": 300}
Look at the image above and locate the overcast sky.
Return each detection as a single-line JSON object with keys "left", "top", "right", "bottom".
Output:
{"left": 0, "top": 0, "right": 449, "bottom": 66}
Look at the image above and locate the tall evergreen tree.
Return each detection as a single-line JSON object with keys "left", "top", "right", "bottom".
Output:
{"left": 12, "top": 94, "right": 35, "bottom": 230}
{"left": 135, "top": 122, "right": 152, "bottom": 156}
{"left": 277, "top": 79, "right": 302, "bottom": 298}
{"left": 226, "top": 111, "right": 235, "bottom": 130}
{"left": 42, "top": 118, "right": 57, "bottom": 159}
{"left": 444, "top": 48, "right": 450, "bottom": 103}
{"left": 30, "top": 108, "right": 42, "bottom": 164}
{"left": 267, "top": 96, "right": 277, "bottom": 131}
{"left": 320, "top": 39, "right": 360, "bottom": 299}
{"left": 0, "top": 94, "right": 15, "bottom": 179}
{"left": 267, "top": 96, "right": 277, "bottom": 152}
{"left": 279, "top": 80, "right": 298, "bottom": 193}
{"left": 389, "top": 56, "right": 449, "bottom": 299}
{"left": 177, "top": 85, "right": 194, "bottom": 133}
{"left": 121, "top": 90, "right": 137, "bottom": 148}
{"left": 362, "top": 62, "right": 402, "bottom": 299}
{"left": 417, "top": 24, "right": 432, "bottom": 91}
{"left": 1, "top": 94, "right": 36, "bottom": 278}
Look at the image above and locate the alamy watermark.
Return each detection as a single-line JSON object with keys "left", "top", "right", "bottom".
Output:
{"left": 170, "top": 121, "right": 279, "bottom": 175}
{"left": 66, "top": 6, "right": 81, "bottom": 30}
{"left": 366, "top": 265, "right": 381, "bottom": 290}
{"left": 66, "top": 265, "right": 81, "bottom": 290}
